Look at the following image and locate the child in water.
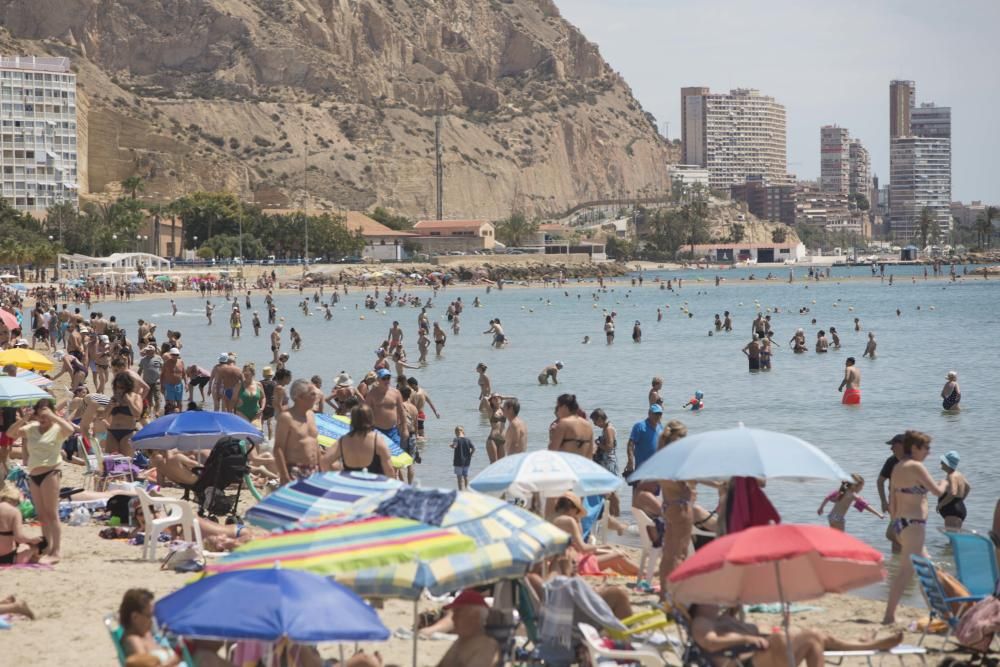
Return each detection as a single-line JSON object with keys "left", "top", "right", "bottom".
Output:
{"left": 816, "top": 474, "right": 883, "bottom": 531}
{"left": 682, "top": 391, "right": 705, "bottom": 412}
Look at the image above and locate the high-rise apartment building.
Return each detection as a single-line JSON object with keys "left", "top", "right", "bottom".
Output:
{"left": 0, "top": 56, "right": 79, "bottom": 213}
{"left": 889, "top": 80, "right": 915, "bottom": 139}
{"left": 888, "top": 81, "right": 951, "bottom": 242}
{"left": 848, "top": 140, "right": 870, "bottom": 201}
{"left": 820, "top": 126, "right": 850, "bottom": 195}
{"left": 680, "top": 87, "right": 787, "bottom": 190}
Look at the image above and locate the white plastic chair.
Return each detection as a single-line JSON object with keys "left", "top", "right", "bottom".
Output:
{"left": 631, "top": 507, "right": 661, "bottom": 585}
{"left": 134, "top": 487, "right": 203, "bottom": 561}
{"left": 579, "top": 622, "right": 667, "bottom": 667}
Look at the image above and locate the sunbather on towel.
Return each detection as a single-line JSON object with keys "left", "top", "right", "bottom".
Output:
{"left": 550, "top": 492, "right": 639, "bottom": 577}
{"left": 690, "top": 604, "right": 902, "bottom": 667}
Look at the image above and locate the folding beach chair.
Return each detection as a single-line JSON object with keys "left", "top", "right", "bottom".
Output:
{"left": 631, "top": 507, "right": 662, "bottom": 588}
{"left": 582, "top": 495, "right": 608, "bottom": 545}
{"left": 911, "top": 555, "right": 980, "bottom": 648}
{"left": 79, "top": 436, "right": 133, "bottom": 492}
{"left": 945, "top": 531, "right": 999, "bottom": 600}
{"left": 579, "top": 622, "right": 670, "bottom": 666}
{"left": 104, "top": 614, "right": 128, "bottom": 667}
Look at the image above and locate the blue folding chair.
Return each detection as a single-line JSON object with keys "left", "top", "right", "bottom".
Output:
{"left": 944, "top": 531, "right": 999, "bottom": 600}
{"left": 910, "top": 555, "right": 980, "bottom": 648}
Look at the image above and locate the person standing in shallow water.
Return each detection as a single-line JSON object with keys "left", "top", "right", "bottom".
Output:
{"left": 862, "top": 332, "right": 877, "bottom": 359}
{"left": 941, "top": 371, "right": 961, "bottom": 411}
{"left": 742, "top": 335, "right": 761, "bottom": 372}
{"left": 839, "top": 357, "right": 861, "bottom": 405}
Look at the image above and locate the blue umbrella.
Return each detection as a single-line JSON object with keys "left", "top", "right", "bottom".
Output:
{"left": 469, "top": 450, "right": 621, "bottom": 498}
{"left": 155, "top": 569, "right": 389, "bottom": 642}
{"left": 629, "top": 423, "right": 849, "bottom": 483}
{"left": 133, "top": 410, "right": 264, "bottom": 451}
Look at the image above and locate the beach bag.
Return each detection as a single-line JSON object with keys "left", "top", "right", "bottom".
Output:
{"left": 161, "top": 541, "right": 205, "bottom": 573}
{"left": 106, "top": 494, "right": 134, "bottom": 526}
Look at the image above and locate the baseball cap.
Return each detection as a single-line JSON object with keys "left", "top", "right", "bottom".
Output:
{"left": 218, "top": 353, "right": 230, "bottom": 363}
{"left": 168, "top": 347, "right": 181, "bottom": 356}
{"left": 940, "top": 450, "right": 960, "bottom": 470}
{"left": 444, "top": 589, "right": 489, "bottom": 610}
{"left": 649, "top": 404, "right": 663, "bottom": 414}
{"left": 885, "top": 434, "right": 904, "bottom": 446}
{"left": 376, "top": 368, "right": 391, "bottom": 379}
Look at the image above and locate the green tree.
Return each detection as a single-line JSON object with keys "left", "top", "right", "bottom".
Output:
{"left": 122, "top": 176, "right": 145, "bottom": 200}
{"left": 917, "top": 206, "right": 935, "bottom": 249}
{"left": 605, "top": 235, "right": 636, "bottom": 261}
{"left": 494, "top": 212, "right": 539, "bottom": 248}
{"left": 683, "top": 198, "right": 710, "bottom": 258}
{"left": 772, "top": 227, "right": 788, "bottom": 244}
{"left": 978, "top": 206, "right": 998, "bottom": 249}
{"left": 731, "top": 223, "right": 745, "bottom": 243}
{"left": 368, "top": 207, "right": 413, "bottom": 231}
{"left": 852, "top": 193, "right": 870, "bottom": 211}
{"left": 171, "top": 192, "right": 241, "bottom": 247}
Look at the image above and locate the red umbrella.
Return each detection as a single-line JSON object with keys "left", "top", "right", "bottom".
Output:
{"left": 668, "top": 524, "right": 884, "bottom": 666}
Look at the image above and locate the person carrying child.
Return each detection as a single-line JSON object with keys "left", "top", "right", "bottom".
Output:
{"left": 817, "top": 473, "right": 883, "bottom": 531}
{"left": 450, "top": 426, "right": 475, "bottom": 490}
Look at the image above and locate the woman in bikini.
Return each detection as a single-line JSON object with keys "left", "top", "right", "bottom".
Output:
{"left": 476, "top": 363, "right": 492, "bottom": 412}
{"left": 883, "top": 430, "right": 947, "bottom": 625}
{"left": 549, "top": 493, "right": 638, "bottom": 577}
{"left": 590, "top": 408, "right": 620, "bottom": 517}
{"left": 322, "top": 404, "right": 393, "bottom": 477}
{"left": 105, "top": 372, "right": 143, "bottom": 458}
{"left": 235, "top": 363, "right": 264, "bottom": 425}
{"left": 6, "top": 399, "right": 75, "bottom": 563}
{"left": 548, "top": 393, "right": 594, "bottom": 459}
{"left": 0, "top": 482, "right": 44, "bottom": 565}
{"left": 657, "top": 420, "right": 696, "bottom": 591}
{"left": 485, "top": 394, "right": 507, "bottom": 463}
{"left": 93, "top": 334, "right": 111, "bottom": 394}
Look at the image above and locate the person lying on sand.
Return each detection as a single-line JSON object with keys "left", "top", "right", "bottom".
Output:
{"left": 690, "top": 603, "right": 902, "bottom": 667}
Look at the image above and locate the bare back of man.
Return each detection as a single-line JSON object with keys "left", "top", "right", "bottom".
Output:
{"left": 216, "top": 364, "right": 243, "bottom": 413}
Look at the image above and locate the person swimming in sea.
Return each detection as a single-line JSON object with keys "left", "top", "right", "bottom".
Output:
{"left": 682, "top": 391, "right": 705, "bottom": 412}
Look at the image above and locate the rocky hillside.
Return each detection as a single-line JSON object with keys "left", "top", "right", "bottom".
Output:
{"left": 0, "top": 0, "right": 677, "bottom": 219}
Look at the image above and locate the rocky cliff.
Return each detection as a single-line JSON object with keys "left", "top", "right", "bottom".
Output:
{"left": 0, "top": 0, "right": 677, "bottom": 219}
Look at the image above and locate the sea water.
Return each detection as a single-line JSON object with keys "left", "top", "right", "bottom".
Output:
{"left": 98, "top": 265, "right": 998, "bottom": 600}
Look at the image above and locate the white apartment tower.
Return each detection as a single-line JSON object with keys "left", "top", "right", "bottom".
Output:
{"left": 820, "top": 126, "right": 850, "bottom": 195}
{"left": 0, "top": 56, "right": 79, "bottom": 213}
{"left": 681, "top": 87, "right": 787, "bottom": 190}
{"left": 888, "top": 81, "right": 951, "bottom": 241}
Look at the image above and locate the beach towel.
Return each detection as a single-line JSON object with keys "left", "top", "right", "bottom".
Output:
{"left": 540, "top": 576, "right": 626, "bottom": 654}
{"left": 726, "top": 477, "right": 780, "bottom": 534}
{"left": 375, "top": 487, "right": 455, "bottom": 526}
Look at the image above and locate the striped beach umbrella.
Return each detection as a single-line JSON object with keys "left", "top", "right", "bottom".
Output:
{"left": 206, "top": 515, "right": 474, "bottom": 577}
{"left": 338, "top": 541, "right": 536, "bottom": 599}
{"left": 0, "top": 348, "right": 55, "bottom": 372}
{"left": 469, "top": 450, "right": 622, "bottom": 499}
{"left": 15, "top": 369, "right": 53, "bottom": 388}
{"left": 339, "top": 488, "right": 569, "bottom": 561}
{"left": 315, "top": 412, "right": 413, "bottom": 469}
{"left": 245, "top": 471, "right": 405, "bottom": 532}
{"left": 0, "top": 376, "right": 50, "bottom": 407}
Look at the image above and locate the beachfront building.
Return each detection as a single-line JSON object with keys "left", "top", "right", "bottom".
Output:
{"left": 689, "top": 241, "right": 806, "bottom": 264}
{"left": 888, "top": 81, "right": 952, "bottom": 241}
{"left": 344, "top": 211, "right": 416, "bottom": 261}
{"left": 680, "top": 87, "right": 787, "bottom": 191}
{"left": 412, "top": 219, "right": 494, "bottom": 254}
{"left": 0, "top": 56, "right": 80, "bottom": 213}
{"left": 820, "top": 126, "right": 850, "bottom": 196}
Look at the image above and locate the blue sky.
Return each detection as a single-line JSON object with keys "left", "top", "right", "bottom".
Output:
{"left": 556, "top": 0, "right": 999, "bottom": 203}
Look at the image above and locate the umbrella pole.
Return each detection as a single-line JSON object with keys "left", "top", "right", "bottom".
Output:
{"left": 412, "top": 598, "right": 419, "bottom": 667}
{"left": 773, "top": 562, "right": 795, "bottom": 667}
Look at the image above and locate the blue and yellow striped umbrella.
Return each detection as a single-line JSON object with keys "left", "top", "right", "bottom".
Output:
{"left": 337, "top": 541, "right": 535, "bottom": 599}
{"left": 315, "top": 413, "right": 413, "bottom": 469}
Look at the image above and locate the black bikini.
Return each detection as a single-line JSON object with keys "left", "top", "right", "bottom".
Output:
{"left": 28, "top": 468, "right": 60, "bottom": 486}
{"left": 340, "top": 434, "right": 384, "bottom": 475}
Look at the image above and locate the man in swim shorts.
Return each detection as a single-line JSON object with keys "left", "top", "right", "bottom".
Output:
{"left": 838, "top": 357, "right": 861, "bottom": 405}
{"left": 364, "top": 368, "right": 409, "bottom": 463}
{"left": 160, "top": 348, "right": 186, "bottom": 413}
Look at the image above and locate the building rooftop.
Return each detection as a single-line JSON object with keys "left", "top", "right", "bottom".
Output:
{"left": 343, "top": 211, "right": 415, "bottom": 237}
{"left": 0, "top": 56, "right": 71, "bottom": 73}
{"left": 413, "top": 219, "right": 490, "bottom": 231}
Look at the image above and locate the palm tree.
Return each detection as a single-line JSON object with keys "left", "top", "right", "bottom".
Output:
{"left": 983, "top": 206, "right": 998, "bottom": 249}
{"left": 917, "top": 207, "right": 935, "bottom": 250}
{"left": 975, "top": 212, "right": 993, "bottom": 249}
{"left": 122, "top": 176, "right": 144, "bottom": 200}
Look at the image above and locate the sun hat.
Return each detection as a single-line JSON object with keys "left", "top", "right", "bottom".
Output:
{"left": 218, "top": 353, "right": 230, "bottom": 363}
{"left": 940, "top": 450, "right": 960, "bottom": 470}
{"left": 558, "top": 492, "right": 586, "bottom": 517}
{"left": 168, "top": 347, "right": 181, "bottom": 356}
{"left": 15, "top": 339, "right": 29, "bottom": 348}
{"left": 443, "top": 589, "right": 489, "bottom": 610}
{"left": 946, "top": 371, "right": 958, "bottom": 380}
{"left": 363, "top": 371, "right": 376, "bottom": 383}
{"left": 376, "top": 368, "right": 391, "bottom": 379}
{"left": 335, "top": 371, "right": 353, "bottom": 387}
{"left": 261, "top": 366, "right": 274, "bottom": 378}
{"left": 649, "top": 403, "right": 663, "bottom": 414}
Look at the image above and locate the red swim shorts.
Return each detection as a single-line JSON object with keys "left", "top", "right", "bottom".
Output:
{"left": 0, "top": 433, "right": 13, "bottom": 448}
{"left": 842, "top": 388, "right": 861, "bottom": 405}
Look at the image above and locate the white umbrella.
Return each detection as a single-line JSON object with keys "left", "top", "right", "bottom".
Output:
{"left": 629, "top": 423, "right": 848, "bottom": 483}
{"left": 469, "top": 450, "right": 621, "bottom": 499}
